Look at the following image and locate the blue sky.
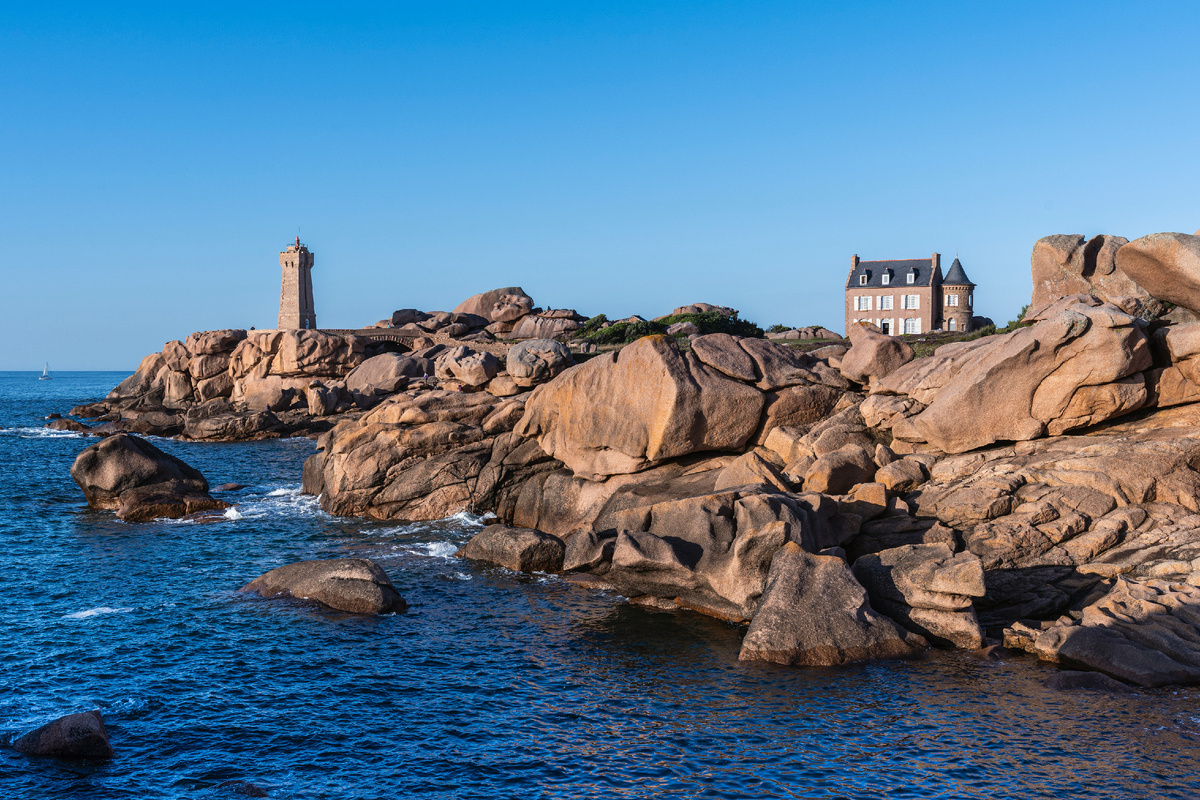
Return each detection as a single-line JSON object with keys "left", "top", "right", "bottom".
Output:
{"left": 2, "top": 1, "right": 1198, "bottom": 369}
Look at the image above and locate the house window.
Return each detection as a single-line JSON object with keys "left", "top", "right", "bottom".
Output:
{"left": 882, "top": 271, "right": 891, "bottom": 285}
{"left": 907, "top": 271, "right": 916, "bottom": 284}
{"left": 854, "top": 296, "right": 872, "bottom": 311}
{"left": 859, "top": 274, "right": 867, "bottom": 285}
{"left": 880, "top": 295, "right": 894, "bottom": 310}
{"left": 948, "top": 318, "right": 956, "bottom": 331}
{"left": 967, "top": 293, "right": 973, "bottom": 308}
{"left": 902, "top": 294, "right": 920, "bottom": 310}
{"left": 946, "top": 294, "right": 959, "bottom": 307}
{"left": 904, "top": 318, "right": 920, "bottom": 334}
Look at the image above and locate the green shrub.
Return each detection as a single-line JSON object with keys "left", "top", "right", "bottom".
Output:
{"left": 655, "top": 312, "right": 764, "bottom": 338}
{"left": 581, "top": 319, "right": 667, "bottom": 345}
{"left": 578, "top": 314, "right": 608, "bottom": 336}
{"left": 766, "top": 323, "right": 789, "bottom": 334}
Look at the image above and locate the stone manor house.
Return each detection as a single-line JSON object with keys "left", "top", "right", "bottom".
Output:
{"left": 844, "top": 252, "right": 975, "bottom": 336}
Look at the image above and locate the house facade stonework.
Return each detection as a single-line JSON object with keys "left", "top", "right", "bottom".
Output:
{"left": 844, "top": 253, "right": 975, "bottom": 336}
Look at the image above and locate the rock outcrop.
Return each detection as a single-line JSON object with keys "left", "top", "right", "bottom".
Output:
{"left": 456, "top": 525, "right": 566, "bottom": 572}
{"left": 877, "top": 299, "right": 1151, "bottom": 453}
{"left": 1030, "top": 234, "right": 1160, "bottom": 317}
{"left": 739, "top": 543, "right": 926, "bottom": 666}
{"left": 63, "top": 229, "right": 1200, "bottom": 682}
{"left": 1005, "top": 577, "right": 1200, "bottom": 688}
{"left": 851, "top": 543, "right": 986, "bottom": 648}
{"left": 515, "top": 334, "right": 847, "bottom": 481}
{"left": 453, "top": 287, "right": 534, "bottom": 323}
{"left": 305, "top": 389, "right": 558, "bottom": 521}
{"left": 241, "top": 558, "right": 407, "bottom": 614}
{"left": 11, "top": 711, "right": 114, "bottom": 759}
{"left": 1116, "top": 232, "right": 1200, "bottom": 314}
{"left": 505, "top": 339, "right": 573, "bottom": 387}
{"left": 839, "top": 322, "right": 914, "bottom": 386}
{"left": 70, "top": 433, "right": 228, "bottom": 521}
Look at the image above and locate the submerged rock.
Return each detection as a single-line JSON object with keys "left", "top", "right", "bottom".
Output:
{"left": 70, "top": 432, "right": 228, "bottom": 521}
{"left": 11, "top": 710, "right": 113, "bottom": 759}
{"left": 241, "top": 558, "right": 407, "bottom": 614}
{"left": 1043, "top": 670, "right": 1135, "bottom": 693}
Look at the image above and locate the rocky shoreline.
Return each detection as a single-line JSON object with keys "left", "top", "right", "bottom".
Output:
{"left": 57, "top": 229, "right": 1200, "bottom": 690}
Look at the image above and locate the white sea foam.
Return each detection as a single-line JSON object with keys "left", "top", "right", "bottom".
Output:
{"left": 404, "top": 541, "right": 459, "bottom": 559}
{"left": 1, "top": 426, "right": 86, "bottom": 439}
{"left": 64, "top": 606, "right": 133, "bottom": 620}
{"left": 449, "top": 571, "right": 473, "bottom": 581}
{"left": 444, "top": 511, "right": 489, "bottom": 528}
{"left": 223, "top": 506, "right": 244, "bottom": 520}
{"left": 231, "top": 485, "right": 322, "bottom": 520}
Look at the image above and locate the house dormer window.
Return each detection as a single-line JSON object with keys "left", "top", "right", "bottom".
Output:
{"left": 907, "top": 271, "right": 916, "bottom": 284}
{"left": 859, "top": 274, "right": 867, "bottom": 285}
{"left": 882, "top": 271, "right": 891, "bottom": 285}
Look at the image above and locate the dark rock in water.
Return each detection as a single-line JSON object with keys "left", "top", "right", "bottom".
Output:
{"left": 971, "top": 643, "right": 1014, "bottom": 661}
{"left": 739, "top": 542, "right": 926, "bottom": 666}
{"left": 116, "top": 481, "right": 228, "bottom": 522}
{"left": 241, "top": 558, "right": 407, "bottom": 614}
{"left": 70, "top": 433, "right": 229, "bottom": 521}
{"left": 301, "top": 451, "right": 325, "bottom": 496}
{"left": 217, "top": 780, "right": 270, "bottom": 797}
{"left": 46, "top": 418, "right": 90, "bottom": 432}
{"left": 215, "top": 483, "right": 246, "bottom": 491}
{"left": 1044, "top": 670, "right": 1135, "bottom": 693}
{"left": 457, "top": 525, "right": 565, "bottom": 572}
{"left": 70, "top": 402, "right": 110, "bottom": 419}
{"left": 45, "top": 413, "right": 62, "bottom": 420}
{"left": 12, "top": 710, "right": 113, "bottom": 759}
{"left": 88, "top": 411, "right": 184, "bottom": 437}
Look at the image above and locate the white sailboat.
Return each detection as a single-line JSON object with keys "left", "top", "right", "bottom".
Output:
{"left": 39, "top": 362, "right": 51, "bottom": 380}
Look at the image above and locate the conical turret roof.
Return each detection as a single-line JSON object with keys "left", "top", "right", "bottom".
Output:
{"left": 943, "top": 257, "right": 974, "bottom": 286}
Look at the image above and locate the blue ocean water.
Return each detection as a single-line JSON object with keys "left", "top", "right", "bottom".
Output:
{"left": 1, "top": 371, "right": 1199, "bottom": 799}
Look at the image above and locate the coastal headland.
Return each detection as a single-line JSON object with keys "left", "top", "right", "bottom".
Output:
{"left": 59, "top": 229, "right": 1200, "bottom": 688}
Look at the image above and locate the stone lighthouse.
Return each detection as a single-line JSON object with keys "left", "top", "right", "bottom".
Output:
{"left": 278, "top": 236, "right": 316, "bottom": 330}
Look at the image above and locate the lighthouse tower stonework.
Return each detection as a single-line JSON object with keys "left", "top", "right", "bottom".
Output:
{"left": 278, "top": 236, "right": 316, "bottom": 330}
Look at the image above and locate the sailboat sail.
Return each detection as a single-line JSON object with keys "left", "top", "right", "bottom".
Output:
{"left": 39, "top": 363, "right": 51, "bottom": 380}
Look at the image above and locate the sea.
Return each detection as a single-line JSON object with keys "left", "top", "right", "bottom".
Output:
{"left": 1, "top": 371, "right": 1198, "bottom": 799}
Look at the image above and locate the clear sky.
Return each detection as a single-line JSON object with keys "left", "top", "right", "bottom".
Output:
{"left": 2, "top": 1, "right": 1198, "bottom": 370}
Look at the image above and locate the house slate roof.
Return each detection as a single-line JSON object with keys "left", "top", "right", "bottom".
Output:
{"left": 846, "top": 258, "right": 936, "bottom": 289}
{"left": 943, "top": 257, "right": 975, "bottom": 286}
